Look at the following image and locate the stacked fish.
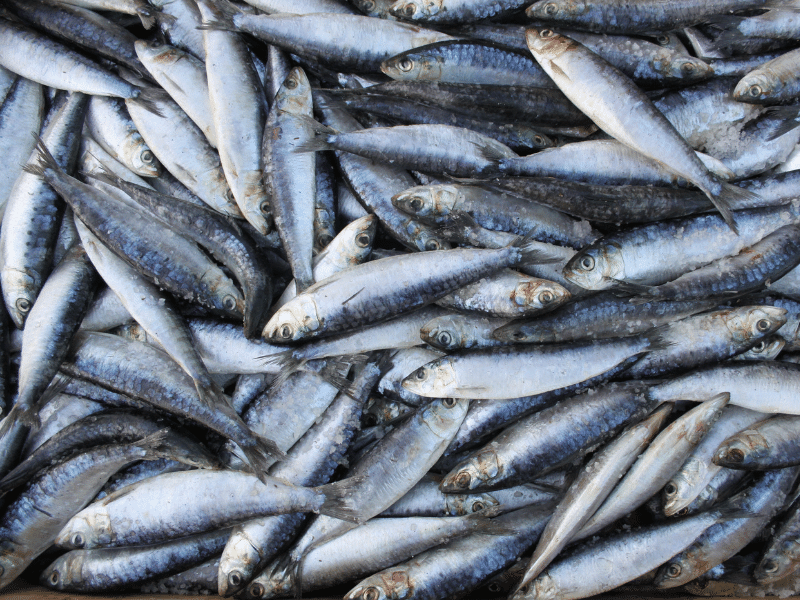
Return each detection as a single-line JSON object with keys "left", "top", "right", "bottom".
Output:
{"left": 0, "top": 0, "right": 800, "bottom": 598}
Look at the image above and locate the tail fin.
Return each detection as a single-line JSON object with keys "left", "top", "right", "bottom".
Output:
{"left": 316, "top": 475, "right": 368, "bottom": 523}
{"left": 240, "top": 435, "right": 286, "bottom": 484}
{"left": 133, "top": 428, "right": 174, "bottom": 459}
{"left": 511, "top": 236, "right": 566, "bottom": 266}
{"left": 22, "top": 135, "right": 61, "bottom": 180}
{"left": 129, "top": 87, "right": 167, "bottom": 118}
{"left": 136, "top": 3, "right": 159, "bottom": 29}
{"left": 607, "top": 278, "right": 659, "bottom": 301}
{"left": 765, "top": 105, "right": 800, "bottom": 141}
{"left": 707, "top": 181, "right": 758, "bottom": 234}
{"left": 294, "top": 136, "right": 334, "bottom": 154}
{"left": 196, "top": 0, "right": 241, "bottom": 32}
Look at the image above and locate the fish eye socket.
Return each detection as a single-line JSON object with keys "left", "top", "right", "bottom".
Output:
{"left": 409, "top": 197, "right": 424, "bottom": 211}
{"left": 455, "top": 471, "right": 471, "bottom": 488}
{"left": 16, "top": 298, "right": 31, "bottom": 313}
{"left": 356, "top": 233, "right": 371, "bottom": 248}
{"left": 472, "top": 501, "right": 485, "bottom": 511}
{"left": 756, "top": 318, "right": 771, "bottom": 332}
{"left": 443, "top": 397, "right": 457, "bottom": 408}
{"left": 229, "top": 571, "right": 243, "bottom": 587}
{"left": 579, "top": 255, "right": 595, "bottom": 271}
{"left": 726, "top": 448, "right": 745, "bottom": 463}
{"left": 225, "top": 189, "right": 235, "bottom": 202}
{"left": 49, "top": 570, "right": 59, "bottom": 585}
{"left": 666, "top": 563, "right": 682, "bottom": 578}
{"left": 223, "top": 295, "right": 237, "bottom": 311}
{"left": 664, "top": 482, "right": 677, "bottom": 497}
{"left": 763, "top": 559, "right": 779, "bottom": 573}
{"left": 681, "top": 62, "right": 695, "bottom": 73}
{"left": 403, "top": 4, "right": 415, "bottom": 15}
{"left": 677, "top": 507, "right": 689, "bottom": 516}
{"left": 656, "top": 34, "right": 670, "bottom": 45}
{"left": 363, "top": 587, "right": 381, "bottom": 600}
{"left": 540, "top": 290, "right": 555, "bottom": 304}
{"left": 285, "top": 78, "right": 298, "bottom": 89}
{"left": 398, "top": 58, "right": 414, "bottom": 72}
{"left": 414, "top": 368, "right": 427, "bottom": 380}
{"left": 260, "top": 200, "right": 271, "bottom": 214}
{"left": 425, "top": 239, "right": 440, "bottom": 251}
{"left": 750, "top": 84, "right": 763, "bottom": 97}
{"left": 141, "top": 150, "right": 155, "bottom": 164}
{"left": 753, "top": 340, "right": 767, "bottom": 352}
{"left": 540, "top": 28, "right": 555, "bottom": 37}
{"left": 544, "top": 3, "right": 558, "bottom": 15}
{"left": 71, "top": 532, "right": 85, "bottom": 548}
{"left": 488, "top": 583, "right": 501, "bottom": 593}
{"left": 318, "top": 233, "right": 334, "bottom": 247}
{"left": 437, "top": 331, "right": 452, "bottom": 347}
{"left": 533, "top": 134, "right": 546, "bottom": 146}
{"left": 363, "top": 0, "right": 376, "bottom": 8}
{"left": 249, "top": 582, "right": 265, "bottom": 598}
{"left": 279, "top": 324, "right": 294, "bottom": 339}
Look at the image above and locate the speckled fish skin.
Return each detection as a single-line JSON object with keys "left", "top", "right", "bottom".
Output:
{"left": 0, "top": 436, "right": 170, "bottom": 592}
{"left": 392, "top": 184, "right": 598, "bottom": 248}
{"left": 264, "top": 241, "right": 548, "bottom": 343}
{"left": 55, "top": 469, "right": 327, "bottom": 550}
{"left": 439, "top": 381, "right": 658, "bottom": 492}
{"left": 575, "top": 393, "right": 730, "bottom": 541}
{"left": 133, "top": 39, "right": 217, "bottom": 147}
{"left": 402, "top": 332, "right": 659, "bottom": 400}
{"left": 41, "top": 528, "right": 230, "bottom": 593}
{"left": 264, "top": 67, "right": 316, "bottom": 292}
{"left": 755, "top": 494, "right": 800, "bottom": 584}
{"left": 563, "top": 204, "right": 800, "bottom": 291}
{"left": 50, "top": 0, "right": 157, "bottom": 29}
{"left": 516, "top": 404, "right": 672, "bottom": 590}
{"left": 343, "top": 503, "right": 552, "bottom": 600}
{"left": 526, "top": 29, "right": 754, "bottom": 231}
{"left": 381, "top": 41, "right": 554, "bottom": 88}
{"left": 228, "top": 11, "right": 456, "bottom": 72}
{"left": 0, "top": 91, "right": 84, "bottom": 330}
{"left": 525, "top": 0, "right": 767, "bottom": 34}
{"left": 714, "top": 415, "right": 800, "bottom": 469}
{"left": 654, "top": 467, "right": 800, "bottom": 588}
{"left": 197, "top": 0, "right": 271, "bottom": 235}
{"left": 244, "top": 0, "right": 356, "bottom": 14}
{"left": 388, "top": 0, "right": 532, "bottom": 24}
{"left": 663, "top": 405, "right": 769, "bottom": 517}
{"left": 734, "top": 47, "right": 800, "bottom": 104}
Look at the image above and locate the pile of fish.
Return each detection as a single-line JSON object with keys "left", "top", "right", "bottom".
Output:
{"left": 1, "top": 0, "right": 800, "bottom": 598}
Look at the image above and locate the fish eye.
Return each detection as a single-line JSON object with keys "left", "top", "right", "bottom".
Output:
{"left": 680, "top": 62, "right": 695, "bottom": 73}
{"left": 443, "top": 397, "right": 457, "bottom": 408}
{"left": 677, "top": 508, "right": 689, "bottom": 516}
{"left": 279, "top": 324, "right": 294, "bottom": 339}
{"left": 225, "top": 189, "right": 235, "bottom": 202}
{"left": 579, "top": 255, "right": 595, "bottom": 270}
{"left": 425, "top": 239, "right": 440, "bottom": 251}
{"left": 752, "top": 340, "right": 766, "bottom": 352}
{"left": 403, "top": 4, "right": 415, "bottom": 16}
{"left": 756, "top": 318, "right": 771, "bottom": 332}
{"left": 409, "top": 197, "right": 424, "bottom": 211}
{"left": 540, "top": 28, "right": 555, "bottom": 37}
{"left": 488, "top": 583, "right": 501, "bottom": 593}
{"left": 362, "top": 0, "right": 376, "bottom": 9}
{"left": 285, "top": 77, "right": 298, "bottom": 90}
{"left": 141, "top": 150, "right": 155, "bottom": 164}
{"left": 223, "top": 295, "right": 237, "bottom": 311}
{"left": 363, "top": 587, "right": 381, "bottom": 600}
{"left": 363, "top": 413, "right": 379, "bottom": 427}
{"left": 726, "top": 448, "right": 745, "bottom": 463}
{"left": 750, "top": 84, "right": 763, "bottom": 97}
{"left": 260, "top": 200, "right": 271, "bottom": 214}
{"left": 49, "top": 570, "right": 60, "bottom": 585}
{"left": 414, "top": 368, "right": 427, "bottom": 380}
{"left": 356, "top": 233, "right": 371, "bottom": 248}
{"left": 249, "top": 582, "right": 265, "bottom": 598}
{"left": 664, "top": 482, "right": 677, "bottom": 497}
{"left": 540, "top": 290, "right": 555, "bottom": 304}
{"left": 148, "top": 39, "right": 162, "bottom": 49}
{"left": 398, "top": 58, "right": 414, "bottom": 72}
{"left": 533, "top": 134, "right": 547, "bottom": 146}
{"left": 544, "top": 3, "right": 558, "bottom": 14}
{"left": 229, "top": 571, "right": 243, "bottom": 587}
{"left": 317, "top": 233, "right": 334, "bottom": 247}
{"left": 763, "top": 559, "right": 779, "bottom": 573}
{"left": 16, "top": 298, "right": 31, "bottom": 313}
{"left": 666, "top": 563, "right": 682, "bottom": 578}
{"left": 437, "top": 331, "right": 452, "bottom": 347}
{"left": 455, "top": 471, "right": 471, "bottom": 488}
{"left": 472, "top": 501, "right": 485, "bottom": 511}
{"left": 656, "top": 34, "right": 670, "bottom": 45}
{"left": 71, "top": 532, "right": 85, "bottom": 548}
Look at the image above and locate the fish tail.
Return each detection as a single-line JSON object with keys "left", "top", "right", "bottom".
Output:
{"left": 22, "top": 135, "right": 60, "bottom": 179}
{"left": 129, "top": 86, "right": 167, "bottom": 118}
{"left": 607, "top": 278, "right": 659, "bottom": 301}
{"left": 294, "top": 136, "right": 334, "bottom": 154}
{"left": 707, "top": 181, "right": 754, "bottom": 234}
{"left": 196, "top": 0, "right": 241, "bottom": 32}
{"left": 241, "top": 435, "right": 286, "bottom": 484}
{"left": 511, "top": 237, "right": 565, "bottom": 266}
{"left": 316, "top": 475, "right": 367, "bottom": 523}
{"left": 765, "top": 106, "right": 800, "bottom": 141}
{"left": 294, "top": 114, "right": 338, "bottom": 135}
{"left": 133, "top": 428, "right": 178, "bottom": 460}
{"left": 135, "top": 1, "right": 159, "bottom": 29}
{"left": 260, "top": 351, "right": 305, "bottom": 389}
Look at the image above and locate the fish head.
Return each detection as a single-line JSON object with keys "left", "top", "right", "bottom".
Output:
{"left": 134, "top": 39, "right": 181, "bottom": 65}
{"left": 211, "top": 278, "right": 246, "bottom": 319}
{"left": 738, "top": 335, "right": 785, "bottom": 360}
{"left": 407, "top": 222, "right": 451, "bottom": 252}
{"left": 275, "top": 68, "right": 312, "bottom": 116}
{"left": 1, "top": 267, "right": 39, "bottom": 329}
{"left": 351, "top": 0, "right": 384, "bottom": 17}
{"left": 444, "top": 491, "right": 500, "bottom": 515}
{"left": 401, "top": 358, "right": 455, "bottom": 397}
{"left": 420, "top": 315, "right": 470, "bottom": 350}
{"left": 237, "top": 174, "right": 273, "bottom": 236}
{"left": 755, "top": 550, "right": 796, "bottom": 585}
{"left": 513, "top": 572, "right": 558, "bottom": 600}
{"left": 40, "top": 553, "right": 81, "bottom": 590}
{"left": 389, "top": 0, "right": 444, "bottom": 20}
{"left": 125, "top": 136, "right": 161, "bottom": 177}
{"left": 654, "top": 553, "right": 694, "bottom": 588}
{"left": 420, "top": 397, "right": 470, "bottom": 437}
{"left": 662, "top": 459, "right": 704, "bottom": 517}
{"left": 724, "top": 306, "right": 787, "bottom": 344}
{"left": 346, "top": 570, "right": 412, "bottom": 600}
{"left": 392, "top": 185, "right": 458, "bottom": 219}
{"left": 347, "top": 214, "right": 377, "bottom": 260}
{"left": 512, "top": 279, "right": 570, "bottom": 312}
{"left": 734, "top": 73, "right": 778, "bottom": 104}
{"left": 262, "top": 294, "right": 321, "bottom": 343}
{"left": 55, "top": 515, "right": 102, "bottom": 550}
{"left": 0, "top": 541, "right": 27, "bottom": 590}
{"left": 714, "top": 430, "right": 768, "bottom": 468}
{"left": 562, "top": 242, "right": 624, "bottom": 290}
{"left": 665, "top": 57, "right": 713, "bottom": 84}
{"left": 525, "top": 29, "right": 578, "bottom": 61}
{"left": 380, "top": 52, "right": 441, "bottom": 80}
{"left": 440, "top": 449, "right": 500, "bottom": 492}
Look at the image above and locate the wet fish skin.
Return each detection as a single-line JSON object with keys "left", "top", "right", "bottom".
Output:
{"left": 714, "top": 415, "right": 800, "bottom": 469}
{"left": 755, "top": 494, "right": 800, "bottom": 584}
